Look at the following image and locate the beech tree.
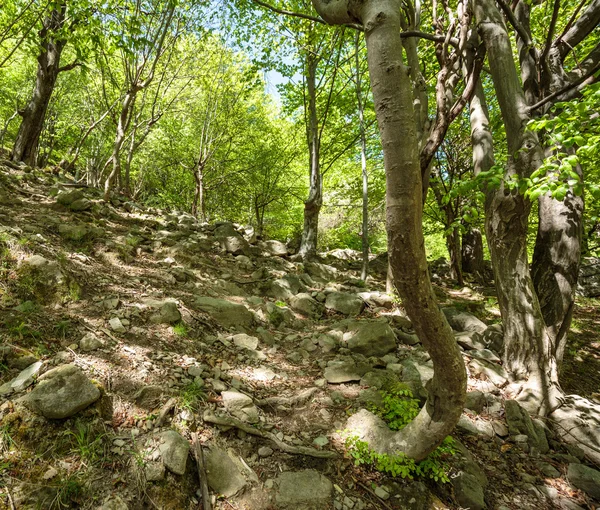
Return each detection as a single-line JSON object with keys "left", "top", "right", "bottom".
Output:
{"left": 310, "top": 0, "right": 467, "bottom": 460}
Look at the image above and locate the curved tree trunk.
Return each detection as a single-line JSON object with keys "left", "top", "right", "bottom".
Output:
{"left": 12, "top": 8, "right": 65, "bottom": 166}
{"left": 312, "top": 0, "right": 466, "bottom": 461}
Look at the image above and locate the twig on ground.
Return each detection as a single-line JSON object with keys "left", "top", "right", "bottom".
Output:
{"left": 154, "top": 397, "right": 177, "bottom": 428}
{"left": 203, "top": 409, "right": 337, "bottom": 459}
{"left": 191, "top": 432, "right": 212, "bottom": 510}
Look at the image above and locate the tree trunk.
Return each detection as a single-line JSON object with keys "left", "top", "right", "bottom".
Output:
{"left": 104, "top": 91, "right": 136, "bottom": 200}
{"left": 462, "top": 227, "right": 485, "bottom": 283}
{"left": 446, "top": 221, "right": 464, "bottom": 287}
{"left": 355, "top": 33, "right": 369, "bottom": 281}
{"left": 12, "top": 8, "right": 65, "bottom": 166}
{"left": 313, "top": 0, "right": 466, "bottom": 461}
{"left": 192, "top": 161, "right": 207, "bottom": 222}
{"left": 298, "top": 54, "right": 322, "bottom": 259}
{"left": 474, "top": 0, "right": 561, "bottom": 413}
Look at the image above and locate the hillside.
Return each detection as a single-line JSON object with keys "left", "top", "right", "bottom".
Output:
{"left": 1, "top": 161, "right": 600, "bottom": 510}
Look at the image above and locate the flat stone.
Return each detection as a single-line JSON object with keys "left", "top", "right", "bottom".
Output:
{"left": 1, "top": 361, "right": 43, "bottom": 395}
{"left": 275, "top": 470, "right": 333, "bottom": 508}
{"left": 222, "top": 390, "right": 259, "bottom": 423}
{"left": 21, "top": 364, "right": 100, "bottom": 419}
{"left": 233, "top": 333, "right": 259, "bottom": 350}
{"left": 455, "top": 331, "right": 486, "bottom": 350}
{"left": 442, "top": 307, "right": 487, "bottom": 333}
{"left": 457, "top": 415, "right": 494, "bottom": 438}
{"left": 289, "top": 293, "right": 324, "bottom": 319}
{"left": 325, "top": 292, "right": 365, "bottom": 316}
{"left": 258, "top": 446, "right": 274, "bottom": 457}
{"left": 324, "top": 360, "right": 370, "bottom": 384}
{"left": 505, "top": 400, "right": 549, "bottom": 453}
{"left": 194, "top": 297, "right": 253, "bottom": 328}
{"left": 58, "top": 224, "right": 89, "bottom": 241}
{"left": 468, "top": 358, "right": 508, "bottom": 388}
{"left": 567, "top": 463, "right": 600, "bottom": 499}
{"left": 157, "top": 430, "right": 189, "bottom": 475}
{"left": 79, "top": 333, "right": 103, "bottom": 352}
{"left": 150, "top": 301, "right": 181, "bottom": 324}
{"left": 345, "top": 321, "right": 397, "bottom": 357}
{"left": 205, "top": 446, "right": 247, "bottom": 497}
{"left": 109, "top": 317, "right": 126, "bottom": 333}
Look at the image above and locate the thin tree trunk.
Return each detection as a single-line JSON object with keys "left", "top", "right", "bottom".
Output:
{"left": 462, "top": 227, "right": 485, "bottom": 283}
{"left": 446, "top": 216, "right": 464, "bottom": 287}
{"left": 313, "top": 0, "right": 467, "bottom": 461}
{"left": 298, "top": 54, "right": 322, "bottom": 259}
{"left": 355, "top": 33, "right": 369, "bottom": 281}
{"left": 192, "top": 161, "right": 206, "bottom": 221}
{"left": 12, "top": 8, "right": 65, "bottom": 166}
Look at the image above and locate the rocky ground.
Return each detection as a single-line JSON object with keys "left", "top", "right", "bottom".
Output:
{"left": 0, "top": 161, "right": 599, "bottom": 510}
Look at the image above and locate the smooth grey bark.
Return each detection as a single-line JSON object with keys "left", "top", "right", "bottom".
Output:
{"left": 299, "top": 54, "right": 322, "bottom": 259}
{"left": 12, "top": 7, "right": 67, "bottom": 166}
{"left": 312, "top": 0, "right": 466, "bottom": 461}
{"left": 354, "top": 33, "right": 369, "bottom": 281}
{"left": 474, "top": 0, "right": 561, "bottom": 413}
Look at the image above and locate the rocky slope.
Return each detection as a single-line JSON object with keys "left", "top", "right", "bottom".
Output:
{"left": 0, "top": 161, "right": 599, "bottom": 510}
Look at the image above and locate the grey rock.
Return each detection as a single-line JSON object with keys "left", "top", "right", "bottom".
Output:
{"left": 400, "top": 358, "right": 434, "bottom": 400}
{"left": 205, "top": 446, "right": 247, "bottom": 497}
{"left": 275, "top": 470, "right": 333, "bottom": 508}
{"left": 157, "top": 430, "right": 189, "bottom": 475}
{"left": 221, "top": 235, "right": 249, "bottom": 255}
{"left": 17, "top": 255, "right": 70, "bottom": 304}
{"left": 505, "top": 400, "right": 549, "bottom": 453}
{"left": 442, "top": 307, "right": 487, "bottom": 333}
{"left": 145, "top": 461, "right": 165, "bottom": 481}
{"left": 325, "top": 292, "right": 365, "bottom": 316}
{"left": 258, "top": 446, "right": 274, "bottom": 457}
{"left": 69, "top": 198, "right": 92, "bottom": 211}
{"left": 222, "top": 390, "right": 259, "bottom": 423}
{"left": 304, "top": 262, "right": 338, "bottom": 281}
{"left": 109, "top": 317, "right": 126, "bottom": 333}
{"left": 360, "top": 369, "right": 398, "bottom": 390}
{"left": 567, "top": 463, "right": 600, "bottom": 499}
{"left": 151, "top": 301, "right": 181, "bottom": 324}
{"left": 58, "top": 223, "right": 89, "bottom": 241}
{"left": 56, "top": 189, "right": 84, "bottom": 207}
{"left": 456, "top": 415, "right": 494, "bottom": 438}
{"left": 21, "top": 364, "right": 100, "bottom": 419}
{"left": 374, "top": 486, "right": 389, "bottom": 500}
{"left": 194, "top": 297, "right": 253, "bottom": 328}
{"left": 324, "top": 360, "right": 370, "bottom": 384}
{"left": 97, "top": 496, "right": 128, "bottom": 510}
{"left": 396, "top": 330, "right": 420, "bottom": 345}
{"left": 213, "top": 222, "right": 239, "bottom": 238}
{"left": 233, "top": 333, "right": 259, "bottom": 351}
{"left": 79, "top": 333, "right": 103, "bottom": 352}
{"left": 262, "top": 240, "right": 288, "bottom": 256}
{"left": 289, "top": 293, "right": 324, "bottom": 319}
{"left": 468, "top": 358, "right": 508, "bottom": 388}
{"left": 357, "top": 291, "right": 394, "bottom": 309}
{"left": 455, "top": 330, "right": 486, "bottom": 350}
{"left": 345, "top": 321, "right": 397, "bottom": 357}
{"left": 0, "top": 361, "right": 43, "bottom": 395}
{"left": 453, "top": 472, "right": 486, "bottom": 510}
{"left": 465, "top": 391, "right": 486, "bottom": 413}
{"left": 134, "top": 385, "right": 165, "bottom": 408}
{"left": 482, "top": 324, "right": 504, "bottom": 353}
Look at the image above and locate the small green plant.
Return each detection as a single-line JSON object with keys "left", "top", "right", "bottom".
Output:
{"left": 51, "top": 474, "right": 84, "bottom": 509}
{"left": 54, "top": 319, "right": 72, "bottom": 340}
{"left": 125, "top": 235, "right": 143, "bottom": 248}
{"left": 0, "top": 424, "right": 15, "bottom": 453}
{"left": 14, "top": 300, "right": 37, "bottom": 314}
{"left": 345, "top": 435, "right": 455, "bottom": 483}
{"left": 8, "top": 320, "right": 41, "bottom": 340}
{"left": 370, "top": 383, "right": 421, "bottom": 431}
{"left": 179, "top": 381, "right": 206, "bottom": 412}
{"left": 67, "top": 421, "right": 106, "bottom": 464}
{"left": 172, "top": 322, "right": 188, "bottom": 337}
{"left": 347, "top": 384, "right": 456, "bottom": 482}
{"left": 275, "top": 300, "right": 287, "bottom": 308}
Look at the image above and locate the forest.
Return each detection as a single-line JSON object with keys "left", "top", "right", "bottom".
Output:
{"left": 0, "top": 0, "right": 600, "bottom": 509}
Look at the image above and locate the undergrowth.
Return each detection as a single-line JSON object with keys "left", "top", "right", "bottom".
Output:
{"left": 346, "top": 383, "right": 456, "bottom": 483}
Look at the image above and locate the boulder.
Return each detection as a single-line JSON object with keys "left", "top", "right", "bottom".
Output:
{"left": 455, "top": 330, "right": 486, "bottom": 350}
{"left": 262, "top": 240, "right": 288, "bottom": 256}
{"left": 275, "top": 470, "right": 333, "bottom": 508}
{"left": 58, "top": 223, "right": 89, "bottom": 241}
{"left": 567, "top": 463, "right": 600, "bottom": 499}
{"left": 232, "top": 333, "right": 259, "bottom": 351}
{"left": 213, "top": 222, "right": 239, "bottom": 238}
{"left": 205, "top": 446, "right": 247, "bottom": 497}
{"left": 222, "top": 390, "right": 259, "bottom": 423}
{"left": 325, "top": 292, "right": 365, "bottom": 316}
{"left": 400, "top": 358, "right": 434, "bottom": 401}
{"left": 304, "top": 262, "right": 337, "bottom": 281}
{"left": 344, "top": 321, "right": 397, "bottom": 357}
{"left": 442, "top": 307, "right": 487, "bottom": 333}
{"left": 468, "top": 358, "right": 508, "bottom": 388}
{"left": 157, "top": 430, "right": 189, "bottom": 475}
{"left": 150, "top": 301, "right": 181, "bottom": 324}
{"left": 221, "top": 235, "right": 249, "bottom": 255}
{"left": 324, "top": 360, "right": 370, "bottom": 384}
{"left": 79, "top": 333, "right": 103, "bottom": 352}
{"left": 70, "top": 198, "right": 92, "bottom": 211}
{"left": 21, "top": 364, "right": 101, "bottom": 419}
{"left": 482, "top": 323, "right": 504, "bottom": 353}
{"left": 56, "top": 189, "right": 84, "bottom": 207}
{"left": 270, "top": 276, "right": 305, "bottom": 301}
{"left": 16, "top": 255, "right": 72, "bottom": 304}
{"left": 357, "top": 291, "right": 394, "bottom": 309}
{"left": 194, "top": 297, "right": 253, "bottom": 329}
{"left": 289, "top": 293, "right": 324, "bottom": 319}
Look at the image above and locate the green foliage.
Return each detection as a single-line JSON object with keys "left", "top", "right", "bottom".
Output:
{"left": 179, "top": 381, "right": 206, "bottom": 412}
{"left": 345, "top": 435, "right": 455, "bottom": 483}
{"left": 51, "top": 473, "right": 85, "bottom": 509}
{"left": 53, "top": 319, "right": 72, "bottom": 340}
{"left": 67, "top": 420, "right": 106, "bottom": 464}
{"left": 347, "top": 384, "right": 456, "bottom": 482}
{"left": 172, "top": 322, "right": 188, "bottom": 337}
{"left": 371, "top": 383, "right": 420, "bottom": 431}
